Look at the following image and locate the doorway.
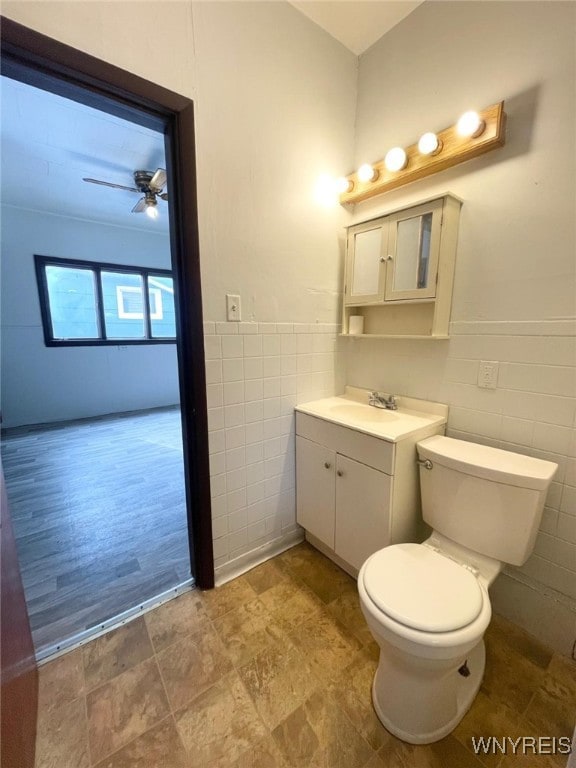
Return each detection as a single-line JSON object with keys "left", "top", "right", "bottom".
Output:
{"left": 0, "top": 18, "right": 213, "bottom": 660}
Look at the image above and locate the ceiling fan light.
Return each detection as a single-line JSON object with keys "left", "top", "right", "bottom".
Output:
{"left": 145, "top": 201, "right": 159, "bottom": 219}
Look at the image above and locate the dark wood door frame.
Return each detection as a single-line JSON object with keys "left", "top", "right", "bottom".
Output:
{"left": 0, "top": 17, "right": 214, "bottom": 589}
{"left": 1, "top": 461, "right": 38, "bottom": 768}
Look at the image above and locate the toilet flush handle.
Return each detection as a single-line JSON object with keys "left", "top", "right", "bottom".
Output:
{"left": 416, "top": 459, "right": 433, "bottom": 470}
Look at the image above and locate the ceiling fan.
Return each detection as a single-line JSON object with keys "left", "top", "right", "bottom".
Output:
{"left": 82, "top": 168, "right": 168, "bottom": 219}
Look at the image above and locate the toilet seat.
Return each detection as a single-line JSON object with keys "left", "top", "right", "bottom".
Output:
{"left": 362, "top": 543, "right": 483, "bottom": 633}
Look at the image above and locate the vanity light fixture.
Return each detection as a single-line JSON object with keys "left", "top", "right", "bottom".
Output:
{"left": 418, "top": 132, "right": 442, "bottom": 156}
{"left": 456, "top": 110, "right": 485, "bottom": 138}
{"left": 336, "top": 177, "right": 354, "bottom": 194}
{"left": 384, "top": 147, "right": 408, "bottom": 172}
{"left": 357, "top": 163, "right": 379, "bottom": 183}
{"left": 339, "top": 101, "right": 506, "bottom": 205}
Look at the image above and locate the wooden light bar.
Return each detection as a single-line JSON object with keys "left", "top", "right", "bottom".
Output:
{"left": 340, "top": 101, "right": 506, "bottom": 205}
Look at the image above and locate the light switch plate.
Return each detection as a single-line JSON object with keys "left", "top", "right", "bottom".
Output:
{"left": 478, "top": 360, "right": 499, "bottom": 389}
{"left": 226, "top": 294, "right": 241, "bottom": 321}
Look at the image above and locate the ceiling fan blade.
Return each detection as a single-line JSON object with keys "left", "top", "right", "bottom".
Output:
{"left": 159, "top": 193, "right": 169, "bottom": 201}
{"left": 132, "top": 197, "right": 147, "bottom": 213}
{"left": 83, "top": 178, "right": 140, "bottom": 193}
{"left": 149, "top": 168, "right": 167, "bottom": 191}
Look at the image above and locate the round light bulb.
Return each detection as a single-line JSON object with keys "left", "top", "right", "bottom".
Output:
{"left": 357, "top": 163, "right": 378, "bottom": 183}
{"left": 145, "top": 202, "right": 159, "bottom": 219}
{"left": 336, "top": 176, "right": 354, "bottom": 194}
{"left": 418, "top": 132, "right": 442, "bottom": 156}
{"left": 456, "top": 111, "right": 485, "bottom": 138}
{"left": 384, "top": 147, "right": 408, "bottom": 172}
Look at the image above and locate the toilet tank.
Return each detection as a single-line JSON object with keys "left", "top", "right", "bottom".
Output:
{"left": 417, "top": 436, "right": 558, "bottom": 566}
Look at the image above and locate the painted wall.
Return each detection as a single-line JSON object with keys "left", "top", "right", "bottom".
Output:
{"left": 1, "top": 2, "right": 357, "bottom": 578}
{"left": 346, "top": 1, "right": 576, "bottom": 653}
{"left": 2, "top": 1, "right": 357, "bottom": 324}
{"left": 1, "top": 206, "right": 178, "bottom": 427}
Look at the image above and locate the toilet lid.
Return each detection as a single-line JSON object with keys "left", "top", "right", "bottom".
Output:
{"left": 362, "top": 544, "right": 484, "bottom": 633}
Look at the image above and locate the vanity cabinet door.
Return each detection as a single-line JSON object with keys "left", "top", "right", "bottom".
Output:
{"left": 296, "top": 436, "right": 336, "bottom": 549}
{"left": 334, "top": 454, "right": 392, "bottom": 571}
{"left": 344, "top": 219, "right": 388, "bottom": 306}
{"left": 384, "top": 199, "right": 443, "bottom": 302}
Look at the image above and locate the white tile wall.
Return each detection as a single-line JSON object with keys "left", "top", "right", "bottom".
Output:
{"left": 204, "top": 321, "right": 339, "bottom": 571}
{"left": 344, "top": 320, "right": 576, "bottom": 607}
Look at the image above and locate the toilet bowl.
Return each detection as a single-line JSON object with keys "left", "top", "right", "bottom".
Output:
{"left": 358, "top": 435, "right": 557, "bottom": 744}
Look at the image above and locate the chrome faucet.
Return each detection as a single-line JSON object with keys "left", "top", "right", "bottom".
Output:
{"left": 369, "top": 391, "right": 398, "bottom": 410}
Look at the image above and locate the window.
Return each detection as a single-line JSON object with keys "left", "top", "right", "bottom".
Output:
{"left": 35, "top": 255, "right": 176, "bottom": 345}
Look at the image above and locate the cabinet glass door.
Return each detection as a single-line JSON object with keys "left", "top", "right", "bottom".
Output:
{"left": 384, "top": 199, "right": 443, "bottom": 301}
{"left": 344, "top": 220, "right": 386, "bottom": 305}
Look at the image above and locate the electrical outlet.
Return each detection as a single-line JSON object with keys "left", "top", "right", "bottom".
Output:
{"left": 478, "top": 360, "right": 499, "bottom": 389}
{"left": 226, "top": 294, "right": 241, "bottom": 321}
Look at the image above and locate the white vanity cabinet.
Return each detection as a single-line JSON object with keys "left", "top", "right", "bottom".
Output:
{"left": 296, "top": 436, "right": 391, "bottom": 571}
{"left": 295, "top": 393, "right": 447, "bottom": 575}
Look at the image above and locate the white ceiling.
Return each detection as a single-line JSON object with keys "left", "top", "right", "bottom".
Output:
{"left": 0, "top": 76, "right": 170, "bottom": 232}
{"left": 290, "top": 0, "right": 424, "bottom": 55}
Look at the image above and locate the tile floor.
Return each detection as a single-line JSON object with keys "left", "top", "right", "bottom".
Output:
{"left": 35, "top": 542, "right": 576, "bottom": 768}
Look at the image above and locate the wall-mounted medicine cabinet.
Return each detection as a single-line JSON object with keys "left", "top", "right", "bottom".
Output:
{"left": 342, "top": 194, "right": 462, "bottom": 339}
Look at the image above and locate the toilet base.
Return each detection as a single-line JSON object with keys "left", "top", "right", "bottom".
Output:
{"left": 372, "top": 639, "right": 486, "bottom": 745}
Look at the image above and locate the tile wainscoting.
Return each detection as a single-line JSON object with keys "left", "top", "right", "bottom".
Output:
{"left": 203, "top": 321, "right": 341, "bottom": 583}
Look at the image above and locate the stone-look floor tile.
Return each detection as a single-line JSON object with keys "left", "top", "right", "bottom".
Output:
{"left": 481, "top": 630, "right": 546, "bottom": 713}
{"left": 174, "top": 671, "right": 267, "bottom": 768}
{"left": 524, "top": 671, "right": 576, "bottom": 741}
{"left": 259, "top": 576, "right": 324, "bottom": 633}
{"left": 454, "top": 691, "right": 524, "bottom": 768}
{"left": 326, "top": 648, "right": 390, "bottom": 751}
{"left": 238, "top": 634, "right": 319, "bottom": 730}
{"left": 204, "top": 736, "right": 289, "bottom": 768}
{"left": 245, "top": 559, "right": 290, "bottom": 595}
{"left": 38, "top": 648, "right": 85, "bottom": 714}
{"left": 213, "top": 597, "right": 287, "bottom": 667}
{"left": 281, "top": 546, "right": 354, "bottom": 604}
{"left": 271, "top": 690, "right": 375, "bottom": 768}
{"left": 86, "top": 657, "right": 170, "bottom": 763}
{"left": 547, "top": 652, "right": 576, "bottom": 691}
{"left": 494, "top": 744, "right": 566, "bottom": 768}
{"left": 486, "top": 614, "right": 553, "bottom": 670}
{"left": 35, "top": 696, "right": 89, "bottom": 768}
{"left": 288, "top": 609, "right": 363, "bottom": 682}
{"left": 156, "top": 625, "right": 233, "bottom": 711}
{"left": 326, "top": 580, "right": 372, "bottom": 646}
{"left": 83, "top": 617, "right": 153, "bottom": 690}
{"left": 145, "top": 590, "right": 210, "bottom": 653}
{"left": 201, "top": 575, "right": 258, "bottom": 620}
{"left": 92, "top": 717, "right": 189, "bottom": 768}
{"left": 377, "top": 734, "right": 485, "bottom": 768}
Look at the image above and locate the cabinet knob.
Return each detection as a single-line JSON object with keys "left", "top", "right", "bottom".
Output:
{"left": 337, "top": 470, "right": 344, "bottom": 477}
{"left": 324, "top": 462, "right": 331, "bottom": 469}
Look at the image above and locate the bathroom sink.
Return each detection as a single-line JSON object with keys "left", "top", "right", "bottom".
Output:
{"left": 327, "top": 403, "right": 398, "bottom": 422}
{"left": 295, "top": 387, "right": 448, "bottom": 442}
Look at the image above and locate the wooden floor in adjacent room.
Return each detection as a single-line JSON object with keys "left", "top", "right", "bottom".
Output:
{"left": 1, "top": 406, "right": 191, "bottom": 657}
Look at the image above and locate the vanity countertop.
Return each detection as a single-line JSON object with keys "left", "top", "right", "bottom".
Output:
{"left": 295, "top": 387, "right": 448, "bottom": 443}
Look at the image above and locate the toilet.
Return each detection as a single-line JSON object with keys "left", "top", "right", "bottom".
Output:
{"left": 358, "top": 434, "right": 558, "bottom": 745}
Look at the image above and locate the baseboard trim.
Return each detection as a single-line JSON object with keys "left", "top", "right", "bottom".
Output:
{"left": 214, "top": 529, "right": 304, "bottom": 586}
